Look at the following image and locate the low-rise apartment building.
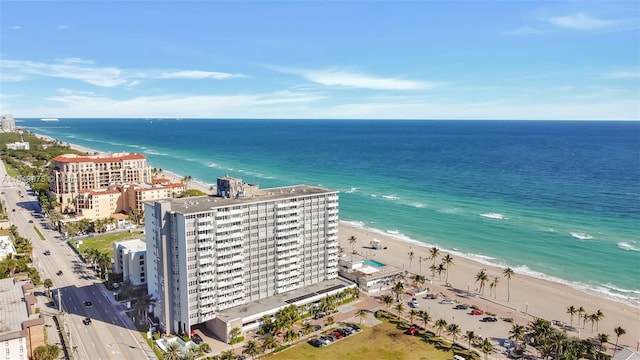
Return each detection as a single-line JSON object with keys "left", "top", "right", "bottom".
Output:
{"left": 113, "top": 239, "right": 147, "bottom": 286}
{"left": 0, "top": 279, "right": 45, "bottom": 360}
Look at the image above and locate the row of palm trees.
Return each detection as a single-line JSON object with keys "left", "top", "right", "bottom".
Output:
{"left": 82, "top": 248, "right": 112, "bottom": 278}
{"left": 0, "top": 225, "right": 41, "bottom": 285}
{"left": 566, "top": 305, "right": 605, "bottom": 332}
{"left": 509, "top": 317, "right": 627, "bottom": 359}
{"left": 473, "top": 267, "right": 515, "bottom": 301}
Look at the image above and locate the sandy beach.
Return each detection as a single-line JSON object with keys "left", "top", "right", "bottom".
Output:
{"left": 53, "top": 136, "right": 639, "bottom": 354}
{"left": 336, "top": 225, "right": 640, "bottom": 353}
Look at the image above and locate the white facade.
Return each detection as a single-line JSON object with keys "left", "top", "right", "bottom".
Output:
{"left": 145, "top": 179, "right": 339, "bottom": 336}
{"left": 0, "top": 235, "right": 16, "bottom": 259}
{"left": 113, "top": 239, "right": 147, "bottom": 286}
{"left": 1, "top": 114, "right": 16, "bottom": 132}
{"left": 6, "top": 142, "right": 30, "bottom": 150}
{"left": 0, "top": 334, "right": 28, "bottom": 360}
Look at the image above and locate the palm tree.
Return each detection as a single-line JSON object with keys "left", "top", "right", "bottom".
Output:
{"left": 441, "top": 254, "right": 454, "bottom": 283}
{"left": 597, "top": 333, "right": 609, "bottom": 352}
{"left": 436, "top": 263, "right": 445, "bottom": 281}
{"left": 594, "top": 309, "right": 604, "bottom": 331}
{"left": 481, "top": 338, "right": 493, "bottom": 360}
{"left": 262, "top": 334, "right": 279, "bottom": 351}
{"left": 392, "top": 281, "right": 405, "bottom": 301}
{"left": 395, "top": 303, "right": 405, "bottom": 318}
{"left": 419, "top": 311, "right": 431, "bottom": 330}
{"left": 612, "top": 326, "right": 626, "bottom": 356}
{"left": 503, "top": 267, "right": 514, "bottom": 301}
{"left": 43, "top": 278, "right": 53, "bottom": 297}
{"left": 381, "top": 294, "right": 393, "bottom": 311}
{"left": 283, "top": 328, "right": 298, "bottom": 343}
{"left": 219, "top": 350, "right": 235, "bottom": 360}
{"left": 475, "top": 269, "right": 489, "bottom": 295}
{"left": 577, "top": 306, "right": 585, "bottom": 326}
{"left": 301, "top": 322, "right": 313, "bottom": 335}
{"left": 447, "top": 323, "right": 461, "bottom": 344}
{"left": 566, "top": 305, "right": 577, "bottom": 328}
{"left": 429, "top": 264, "right": 437, "bottom": 278}
{"left": 588, "top": 313, "right": 598, "bottom": 332}
{"left": 356, "top": 309, "right": 368, "bottom": 324}
{"left": 199, "top": 343, "right": 212, "bottom": 354}
{"left": 408, "top": 251, "right": 414, "bottom": 269}
{"left": 162, "top": 342, "right": 182, "bottom": 360}
{"left": 324, "top": 315, "right": 334, "bottom": 327}
{"left": 429, "top": 246, "right": 440, "bottom": 266}
{"left": 230, "top": 327, "right": 242, "bottom": 343}
{"left": 348, "top": 235, "right": 357, "bottom": 253}
{"left": 509, "top": 323, "right": 526, "bottom": 350}
{"left": 435, "top": 318, "right": 447, "bottom": 337}
{"left": 465, "top": 330, "right": 477, "bottom": 349}
{"left": 242, "top": 340, "right": 263, "bottom": 360}
{"left": 408, "top": 309, "right": 418, "bottom": 324}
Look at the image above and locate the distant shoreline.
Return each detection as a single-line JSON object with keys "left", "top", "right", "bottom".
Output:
{"left": 30, "top": 130, "right": 640, "bottom": 349}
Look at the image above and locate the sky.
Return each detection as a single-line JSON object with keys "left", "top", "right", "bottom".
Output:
{"left": 0, "top": 1, "right": 638, "bottom": 120}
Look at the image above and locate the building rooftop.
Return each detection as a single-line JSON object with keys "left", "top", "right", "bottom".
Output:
{"left": 0, "top": 236, "right": 16, "bottom": 259}
{"left": 151, "top": 184, "right": 337, "bottom": 215}
{"left": 115, "top": 239, "right": 146, "bottom": 252}
{"left": 223, "top": 276, "right": 355, "bottom": 321}
{"left": 53, "top": 152, "right": 146, "bottom": 163}
{"left": 0, "top": 278, "right": 38, "bottom": 335}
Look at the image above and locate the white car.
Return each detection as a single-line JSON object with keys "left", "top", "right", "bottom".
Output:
{"left": 410, "top": 298, "right": 420, "bottom": 307}
{"left": 439, "top": 299, "right": 454, "bottom": 304}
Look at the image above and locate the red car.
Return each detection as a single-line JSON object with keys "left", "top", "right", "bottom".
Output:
{"left": 471, "top": 309, "right": 484, "bottom": 315}
{"left": 332, "top": 331, "right": 344, "bottom": 339}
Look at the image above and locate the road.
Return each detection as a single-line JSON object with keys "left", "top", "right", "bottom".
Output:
{"left": 0, "top": 162, "right": 155, "bottom": 360}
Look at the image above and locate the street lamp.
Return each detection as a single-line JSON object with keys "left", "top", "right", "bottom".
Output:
{"left": 525, "top": 303, "right": 529, "bottom": 315}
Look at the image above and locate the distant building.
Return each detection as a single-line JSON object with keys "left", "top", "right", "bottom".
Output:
{"left": 6, "top": 142, "right": 30, "bottom": 150}
{"left": 0, "top": 279, "right": 46, "bottom": 360}
{"left": 145, "top": 176, "right": 350, "bottom": 342}
{"left": 1, "top": 114, "right": 16, "bottom": 132}
{"left": 113, "top": 239, "right": 147, "bottom": 286}
{"left": 49, "top": 152, "right": 151, "bottom": 213}
{"left": 612, "top": 348, "right": 640, "bottom": 360}
{"left": 122, "top": 181, "right": 185, "bottom": 216}
{"left": 75, "top": 188, "right": 121, "bottom": 219}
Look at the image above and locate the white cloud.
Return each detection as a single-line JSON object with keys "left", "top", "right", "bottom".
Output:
{"left": 158, "top": 70, "right": 246, "bottom": 80}
{"left": 547, "top": 13, "right": 624, "bottom": 30}
{"left": 275, "top": 66, "right": 439, "bottom": 90}
{"left": 602, "top": 69, "right": 640, "bottom": 79}
{"left": 0, "top": 58, "right": 246, "bottom": 87}
{"left": 7, "top": 88, "right": 638, "bottom": 120}
{"left": 57, "top": 25, "right": 70, "bottom": 30}
{"left": 11, "top": 26, "right": 21, "bottom": 30}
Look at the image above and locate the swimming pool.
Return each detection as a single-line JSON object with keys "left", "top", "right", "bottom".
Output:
{"left": 363, "top": 259, "right": 385, "bottom": 268}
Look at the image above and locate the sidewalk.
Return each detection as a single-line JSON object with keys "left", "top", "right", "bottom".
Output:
{"left": 36, "top": 288, "right": 66, "bottom": 359}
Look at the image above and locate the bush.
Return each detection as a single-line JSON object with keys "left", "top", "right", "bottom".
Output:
{"left": 229, "top": 336, "right": 244, "bottom": 344}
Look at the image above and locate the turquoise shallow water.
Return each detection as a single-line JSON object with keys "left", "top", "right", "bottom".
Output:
{"left": 21, "top": 118, "right": 640, "bottom": 306}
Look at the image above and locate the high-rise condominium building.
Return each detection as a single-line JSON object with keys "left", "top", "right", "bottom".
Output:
{"left": 145, "top": 176, "right": 346, "bottom": 341}
{"left": 1, "top": 114, "right": 16, "bottom": 132}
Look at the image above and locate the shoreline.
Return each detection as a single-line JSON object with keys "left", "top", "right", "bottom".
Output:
{"left": 37, "top": 132, "right": 640, "bottom": 350}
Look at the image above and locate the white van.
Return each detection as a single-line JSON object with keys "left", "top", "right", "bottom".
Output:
{"left": 453, "top": 355, "right": 466, "bottom": 360}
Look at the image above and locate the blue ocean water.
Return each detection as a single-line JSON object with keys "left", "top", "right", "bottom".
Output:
{"left": 21, "top": 119, "right": 640, "bottom": 306}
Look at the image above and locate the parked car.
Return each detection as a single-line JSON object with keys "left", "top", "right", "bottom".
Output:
{"left": 503, "top": 339, "right": 513, "bottom": 348}
{"left": 346, "top": 323, "right": 362, "bottom": 332}
{"left": 471, "top": 309, "right": 484, "bottom": 315}
{"left": 454, "top": 304, "right": 468, "bottom": 310}
{"left": 82, "top": 317, "right": 92, "bottom": 325}
{"left": 313, "top": 313, "right": 325, "bottom": 320}
{"left": 439, "top": 299, "right": 454, "bottom": 304}
{"left": 308, "top": 338, "right": 324, "bottom": 348}
{"left": 332, "top": 331, "right": 343, "bottom": 339}
{"left": 44, "top": 250, "right": 51, "bottom": 256}
{"left": 28, "top": 220, "right": 33, "bottom": 223}
{"left": 319, "top": 336, "right": 332, "bottom": 345}
{"left": 482, "top": 317, "right": 498, "bottom": 322}
{"left": 425, "top": 293, "right": 438, "bottom": 299}
{"left": 192, "top": 334, "right": 203, "bottom": 345}
{"left": 56, "top": 270, "right": 63, "bottom": 276}
{"left": 326, "top": 334, "right": 338, "bottom": 342}
{"left": 410, "top": 298, "right": 420, "bottom": 307}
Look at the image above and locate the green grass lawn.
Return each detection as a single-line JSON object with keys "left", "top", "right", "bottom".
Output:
{"left": 266, "top": 320, "right": 466, "bottom": 360}
{"left": 70, "top": 230, "right": 145, "bottom": 257}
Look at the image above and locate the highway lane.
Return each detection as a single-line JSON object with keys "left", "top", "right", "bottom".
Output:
{"left": 1, "top": 162, "right": 154, "bottom": 360}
